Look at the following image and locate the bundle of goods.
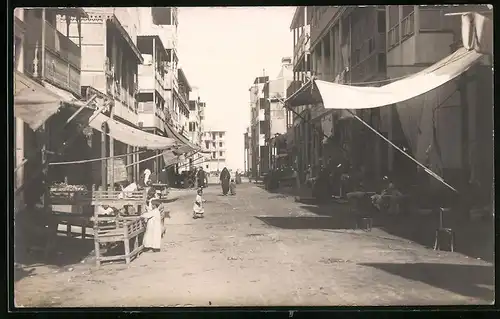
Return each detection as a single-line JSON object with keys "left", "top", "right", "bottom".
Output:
{"left": 49, "top": 183, "right": 89, "bottom": 204}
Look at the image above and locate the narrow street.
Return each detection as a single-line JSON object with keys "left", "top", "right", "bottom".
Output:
{"left": 15, "top": 183, "right": 494, "bottom": 307}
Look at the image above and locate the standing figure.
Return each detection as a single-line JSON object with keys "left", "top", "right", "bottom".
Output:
{"left": 197, "top": 166, "right": 208, "bottom": 189}
{"left": 229, "top": 179, "right": 237, "bottom": 195}
{"left": 142, "top": 191, "right": 162, "bottom": 252}
{"left": 193, "top": 188, "right": 205, "bottom": 219}
{"left": 220, "top": 167, "right": 231, "bottom": 195}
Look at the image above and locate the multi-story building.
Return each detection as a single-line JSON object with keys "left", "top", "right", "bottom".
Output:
{"left": 201, "top": 130, "right": 227, "bottom": 173}
{"left": 243, "top": 127, "right": 252, "bottom": 174}
{"left": 74, "top": 7, "right": 144, "bottom": 185}
{"left": 135, "top": 7, "right": 198, "bottom": 175}
{"left": 266, "top": 57, "right": 294, "bottom": 170}
{"left": 385, "top": 5, "right": 493, "bottom": 193}
{"left": 187, "top": 87, "right": 203, "bottom": 146}
{"left": 136, "top": 34, "right": 169, "bottom": 174}
{"left": 248, "top": 75, "right": 269, "bottom": 179}
{"left": 289, "top": 6, "right": 389, "bottom": 178}
{"left": 187, "top": 87, "right": 207, "bottom": 169}
{"left": 288, "top": 5, "right": 493, "bottom": 199}
{"left": 15, "top": 7, "right": 87, "bottom": 210}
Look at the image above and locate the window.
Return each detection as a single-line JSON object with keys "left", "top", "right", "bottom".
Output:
{"left": 368, "top": 38, "right": 375, "bottom": 54}
{"left": 189, "top": 101, "right": 196, "bottom": 111}
{"left": 212, "top": 152, "right": 216, "bottom": 159}
{"left": 219, "top": 133, "right": 223, "bottom": 138}
{"left": 206, "top": 165, "right": 209, "bottom": 169}
{"left": 353, "top": 49, "right": 361, "bottom": 65}
{"left": 205, "top": 141, "right": 210, "bottom": 149}
{"left": 189, "top": 122, "right": 196, "bottom": 132}
{"left": 219, "top": 151, "right": 223, "bottom": 157}
{"left": 212, "top": 142, "right": 216, "bottom": 147}
{"left": 219, "top": 142, "right": 223, "bottom": 147}
{"left": 377, "top": 53, "right": 386, "bottom": 72}
{"left": 212, "top": 133, "right": 216, "bottom": 140}
{"left": 377, "top": 10, "right": 386, "bottom": 33}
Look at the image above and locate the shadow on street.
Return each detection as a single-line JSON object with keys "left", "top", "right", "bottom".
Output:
{"left": 262, "top": 185, "right": 495, "bottom": 263}
{"left": 359, "top": 262, "right": 495, "bottom": 302}
{"left": 15, "top": 236, "right": 95, "bottom": 272}
{"left": 256, "top": 215, "right": 356, "bottom": 231}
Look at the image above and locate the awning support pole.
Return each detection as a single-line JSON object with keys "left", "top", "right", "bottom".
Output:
{"left": 48, "top": 149, "right": 147, "bottom": 166}
{"left": 125, "top": 151, "right": 166, "bottom": 168}
{"left": 64, "top": 94, "right": 97, "bottom": 126}
{"left": 345, "top": 109, "right": 458, "bottom": 193}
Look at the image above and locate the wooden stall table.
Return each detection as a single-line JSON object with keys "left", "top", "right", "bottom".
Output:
{"left": 89, "top": 190, "right": 148, "bottom": 267}
{"left": 347, "top": 191, "right": 376, "bottom": 231}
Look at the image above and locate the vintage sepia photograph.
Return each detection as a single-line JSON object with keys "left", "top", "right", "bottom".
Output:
{"left": 12, "top": 5, "right": 493, "bottom": 308}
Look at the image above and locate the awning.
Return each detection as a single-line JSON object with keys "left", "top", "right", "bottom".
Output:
{"left": 446, "top": 12, "right": 493, "bottom": 56}
{"left": 88, "top": 112, "right": 178, "bottom": 150}
{"left": 164, "top": 122, "right": 201, "bottom": 153}
{"left": 14, "top": 71, "right": 83, "bottom": 131}
{"left": 284, "top": 79, "right": 323, "bottom": 108}
{"left": 162, "top": 150, "right": 182, "bottom": 167}
{"left": 314, "top": 47, "right": 483, "bottom": 110}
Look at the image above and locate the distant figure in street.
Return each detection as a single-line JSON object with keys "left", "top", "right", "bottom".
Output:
{"left": 229, "top": 179, "right": 237, "bottom": 195}
{"left": 235, "top": 170, "right": 242, "bottom": 184}
{"left": 193, "top": 188, "right": 205, "bottom": 219}
{"left": 220, "top": 167, "right": 231, "bottom": 195}
{"left": 197, "top": 166, "right": 208, "bottom": 188}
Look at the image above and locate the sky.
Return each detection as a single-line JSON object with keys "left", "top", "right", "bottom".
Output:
{"left": 177, "top": 6, "right": 295, "bottom": 171}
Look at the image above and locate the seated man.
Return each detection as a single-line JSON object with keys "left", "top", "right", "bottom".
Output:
{"left": 371, "top": 182, "right": 403, "bottom": 215}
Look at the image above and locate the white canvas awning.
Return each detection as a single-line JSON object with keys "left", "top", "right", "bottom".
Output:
{"left": 88, "top": 112, "right": 178, "bottom": 150}
{"left": 314, "top": 47, "right": 483, "bottom": 110}
{"left": 447, "top": 11, "right": 493, "bottom": 56}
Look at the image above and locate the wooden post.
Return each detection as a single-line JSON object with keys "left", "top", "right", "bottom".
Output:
{"left": 41, "top": 8, "right": 46, "bottom": 78}
{"left": 101, "top": 128, "right": 107, "bottom": 190}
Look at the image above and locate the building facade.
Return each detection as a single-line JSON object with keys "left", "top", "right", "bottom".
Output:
{"left": 187, "top": 87, "right": 207, "bottom": 169}
{"left": 248, "top": 76, "right": 269, "bottom": 178}
{"left": 15, "top": 7, "right": 87, "bottom": 210}
{"left": 288, "top": 5, "right": 493, "bottom": 200}
{"left": 266, "top": 57, "right": 294, "bottom": 170}
{"left": 201, "top": 130, "right": 227, "bottom": 173}
{"left": 384, "top": 5, "right": 492, "bottom": 193}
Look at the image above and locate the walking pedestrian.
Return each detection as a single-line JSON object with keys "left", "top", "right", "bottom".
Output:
{"left": 197, "top": 166, "right": 208, "bottom": 188}
{"left": 220, "top": 167, "right": 231, "bottom": 195}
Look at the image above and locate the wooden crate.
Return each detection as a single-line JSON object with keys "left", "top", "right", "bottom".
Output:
{"left": 93, "top": 216, "right": 145, "bottom": 266}
{"left": 88, "top": 190, "right": 147, "bottom": 206}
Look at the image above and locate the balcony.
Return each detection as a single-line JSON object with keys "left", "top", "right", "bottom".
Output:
{"left": 294, "top": 25, "right": 310, "bottom": 64}
{"left": 24, "top": 15, "right": 81, "bottom": 96}
{"left": 138, "top": 64, "right": 164, "bottom": 94}
{"left": 310, "top": 7, "right": 341, "bottom": 49}
{"left": 388, "top": 10, "right": 415, "bottom": 51}
{"left": 138, "top": 102, "right": 164, "bottom": 130}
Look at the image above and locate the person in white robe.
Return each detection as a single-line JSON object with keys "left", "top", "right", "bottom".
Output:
{"left": 142, "top": 197, "right": 162, "bottom": 252}
{"left": 192, "top": 188, "right": 205, "bottom": 219}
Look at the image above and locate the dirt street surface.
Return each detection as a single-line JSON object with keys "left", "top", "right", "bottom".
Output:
{"left": 14, "top": 183, "right": 494, "bottom": 307}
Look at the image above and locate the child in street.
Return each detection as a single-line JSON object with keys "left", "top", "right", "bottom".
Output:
{"left": 193, "top": 188, "right": 205, "bottom": 219}
{"left": 229, "top": 179, "right": 236, "bottom": 196}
